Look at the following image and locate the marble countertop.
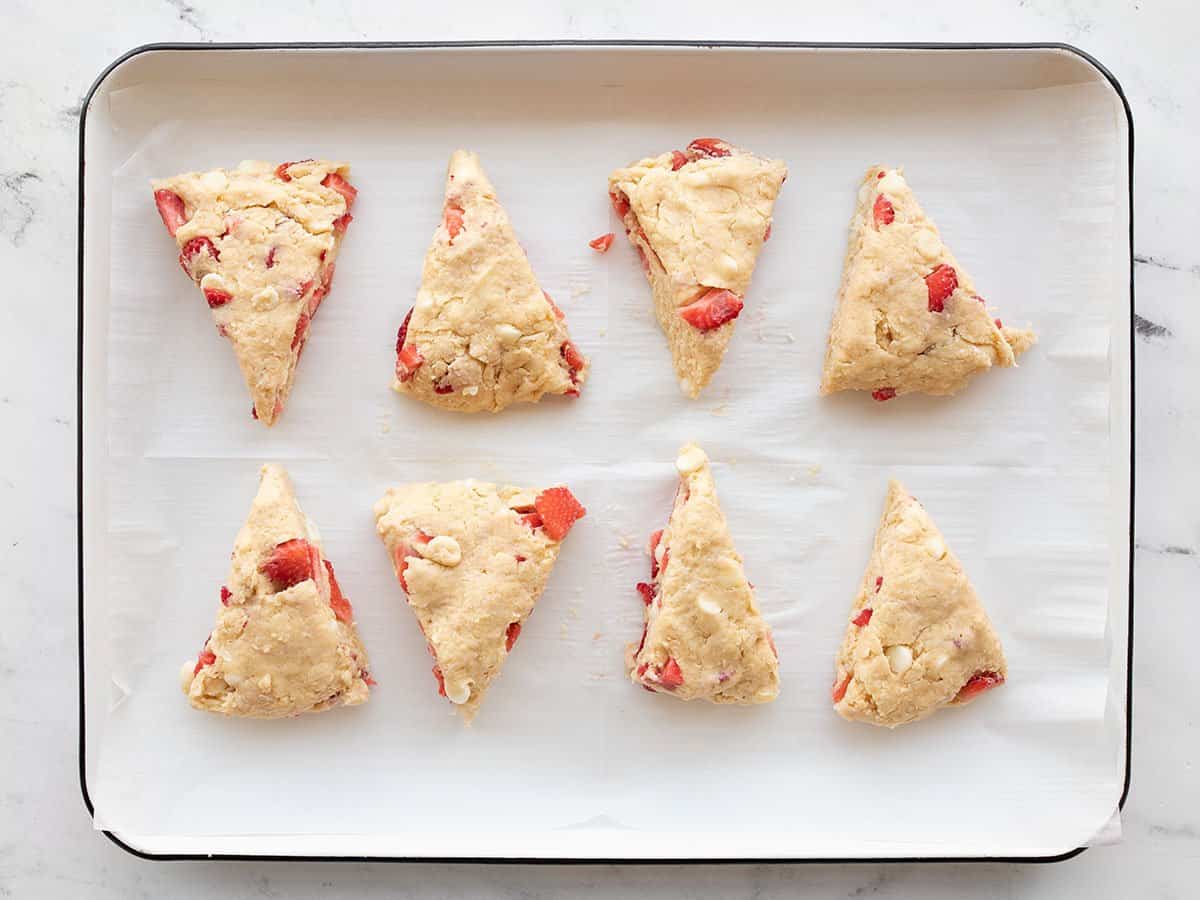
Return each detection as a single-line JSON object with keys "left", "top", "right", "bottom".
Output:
{"left": 3, "top": 0, "right": 1197, "bottom": 896}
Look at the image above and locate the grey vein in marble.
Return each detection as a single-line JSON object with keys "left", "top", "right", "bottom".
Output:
{"left": 1135, "top": 542, "right": 1196, "bottom": 556}
{"left": 0, "top": 171, "right": 41, "bottom": 246}
{"left": 1133, "top": 313, "right": 1172, "bottom": 340}
{"left": 1134, "top": 253, "right": 1200, "bottom": 277}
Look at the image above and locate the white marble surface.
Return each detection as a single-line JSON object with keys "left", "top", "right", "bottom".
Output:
{"left": 2, "top": 0, "right": 1197, "bottom": 896}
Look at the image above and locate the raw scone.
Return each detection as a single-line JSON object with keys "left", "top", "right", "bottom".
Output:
{"left": 626, "top": 443, "right": 779, "bottom": 703}
{"left": 831, "top": 480, "right": 1007, "bottom": 727}
{"left": 152, "top": 159, "right": 358, "bottom": 425}
{"left": 608, "top": 138, "right": 787, "bottom": 397}
{"left": 820, "top": 166, "right": 1035, "bottom": 400}
{"left": 181, "top": 464, "right": 372, "bottom": 718}
{"left": 374, "top": 479, "right": 586, "bottom": 722}
{"left": 393, "top": 150, "right": 588, "bottom": 412}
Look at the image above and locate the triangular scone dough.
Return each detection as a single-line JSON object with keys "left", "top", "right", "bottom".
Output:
{"left": 608, "top": 138, "right": 787, "bottom": 397}
{"left": 832, "top": 480, "right": 1007, "bottom": 728}
{"left": 820, "top": 166, "right": 1035, "bottom": 400}
{"left": 392, "top": 150, "right": 588, "bottom": 412}
{"left": 374, "top": 480, "right": 586, "bottom": 722}
{"left": 626, "top": 443, "right": 779, "bottom": 704}
{"left": 181, "top": 464, "right": 372, "bottom": 718}
{"left": 152, "top": 159, "right": 358, "bottom": 425}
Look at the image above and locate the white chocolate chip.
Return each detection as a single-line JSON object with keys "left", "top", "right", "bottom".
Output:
{"left": 675, "top": 445, "right": 707, "bottom": 475}
{"left": 444, "top": 679, "right": 471, "bottom": 705}
{"left": 257, "top": 673, "right": 272, "bottom": 692}
{"left": 885, "top": 644, "right": 914, "bottom": 674}
{"left": 422, "top": 535, "right": 462, "bottom": 567}
{"left": 697, "top": 595, "right": 722, "bottom": 616}
{"left": 878, "top": 171, "right": 905, "bottom": 194}
{"left": 716, "top": 252, "right": 740, "bottom": 280}
{"left": 925, "top": 535, "right": 946, "bottom": 559}
{"left": 251, "top": 286, "right": 282, "bottom": 312}
{"left": 495, "top": 323, "right": 522, "bottom": 346}
{"left": 199, "top": 272, "right": 227, "bottom": 294}
{"left": 653, "top": 539, "right": 666, "bottom": 566}
{"left": 915, "top": 229, "right": 943, "bottom": 262}
{"left": 200, "top": 169, "right": 228, "bottom": 192}
{"left": 462, "top": 385, "right": 479, "bottom": 396}
{"left": 417, "top": 295, "right": 436, "bottom": 314}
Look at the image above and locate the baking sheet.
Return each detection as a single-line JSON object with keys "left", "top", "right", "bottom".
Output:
{"left": 81, "top": 45, "right": 1131, "bottom": 859}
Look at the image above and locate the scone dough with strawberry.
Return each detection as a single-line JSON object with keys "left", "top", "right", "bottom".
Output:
{"left": 181, "top": 464, "right": 372, "bottom": 718}
{"left": 820, "top": 166, "right": 1035, "bottom": 401}
{"left": 627, "top": 443, "right": 779, "bottom": 703}
{"left": 374, "top": 479, "right": 586, "bottom": 722}
{"left": 152, "top": 159, "right": 357, "bottom": 425}
{"left": 831, "top": 480, "right": 1007, "bottom": 728}
{"left": 608, "top": 138, "right": 787, "bottom": 397}
{"left": 393, "top": 150, "right": 588, "bottom": 412}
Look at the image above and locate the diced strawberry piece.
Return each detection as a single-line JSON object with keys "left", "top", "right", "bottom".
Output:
{"left": 975, "top": 294, "right": 987, "bottom": 304}
{"left": 321, "top": 172, "right": 357, "bottom": 207}
{"left": 443, "top": 204, "right": 465, "bottom": 242}
{"left": 670, "top": 150, "right": 688, "bottom": 171}
{"left": 763, "top": 223, "right": 772, "bottom": 242}
{"left": 636, "top": 245, "right": 651, "bottom": 275}
{"left": 333, "top": 212, "right": 353, "bottom": 234}
{"left": 877, "top": 170, "right": 886, "bottom": 179}
{"left": 291, "top": 312, "right": 310, "bottom": 351}
{"left": 258, "top": 538, "right": 316, "bottom": 589}
{"left": 154, "top": 189, "right": 187, "bottom": 236}
{"left": 324, "top": 559, "right": 354, "bottom": 624}
{"left": 648, "top": 529, "right": 664, "bottom": 578}
{"left": 871, "top": 387, "right": 897, "bottom": 402}
{"left": 543, "top": 290, "right": 565, "bottom": 320}
{"left": 296, "top": 278, "right": 315, "bottom": 301}
{"left": 533, "top": 487, "right": 586, "bottom": 541}
{"left": 636, "top": 582, "right": 655, "bottom": 606}
{"left": 220, "top": 586, "right": 232, "bottom": 606}
{"left": 434, "top": 381, "right": 454, "bottom": 395}
{"left": 265, "top": 247, "right": 277, "bottom": 269}
{"left": 955, "top": 670, "right": 1005, "bottom": 702}
{"left": 363, "top": 671, "right": 377, "bottom": 687}
{"left": 687, "top": 137, "right": 732, "bottom": 159}
{"left": 432, "top": 665, "right": 447, "bottom": 697}
{"left": 873, "top": 194, "right": 895, "bottom": 227}
{"left": 589, "top": 232, "right": 615, "bottom": 253}
{"left": 561, "top": 340, "right": 586, "bottom": 378}
{"left": 395, "top": 307, "right": 413, "bottom": 352}
{"left": 395, "top": 532, "right": 432, "bottom": 592}
{"left": 994, "top": 318, "right": 1003, "bottom": 329}
{"left": 396, "top": 345, "right": 424, "bottom": 382}
{"left": 832, "top": 673, "right": 851, "bottom": 703}
{"left": 609, "top": 190, "right": 631, "bottom": 219}
{"left": 521, "top": 511, "right": 544, "bottom": 530}
{"left": 660, "top": 547, "right": 671, "bottom": 575}
{"left": 515, "top": 554, "right": 527, "bottom": 563}
{"left": 193, "top": 649, "right": 216, "bottom": 676}
{"left": 925, "top": 264, "right": 958, "bottom": 312}
{"left": 875, "top": 576, "right": 883, "bottom": 592}
{"left": 179, "top": 236, "right": 218, "bottom": 277}
{"left": 251, "top": 405, "right": 258, "bottom": 420}
{"left": 203, "top": 288, "right": 233, "bottom": 308}
{"left": 274, "top": 159, "right": 313, "bottom": 182}
{"left": 678, "top": 288, "right": 744, "bottom": 332}
{"left": 660, "top": 657, "right": 684, "bottom": 688}
{"left": 505, "top": 621, "right": 522, "bottom": 652}
{"left": 852, "top": 608, "right": 873, "bottom": 627}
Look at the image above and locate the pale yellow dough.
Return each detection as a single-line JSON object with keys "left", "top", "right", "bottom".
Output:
{"left": 820, "top": 166, "right": 1035, "bottom": 399}
{"left": 608, "top": 140, "right": 787, "bottom": 397}
{"left": 392, "top": 150, "right": 587, "bottom": 412}
{"left": 832, "top": 480, "right": 1007, "bottom": 728}
{"left": 374, "top": 480, "right": 577, "bottom": 722}
{"left": 152, "top": 159, "right": 355, "bottom": 425}
{"left": 626, "top": 443, "right": 779, "bottom": 704}
{"left": 181, "top": 464, "right": 372, "bottom": 718}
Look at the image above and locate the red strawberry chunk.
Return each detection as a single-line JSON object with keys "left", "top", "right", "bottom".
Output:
{"left": 395, "top": 307, "right": 414, "bottom": 352}
{"left": 832, "top": 673, "right": 851, "bottom": 703}
{"left": 220, "top": 585, "right": 232, "bottom": 606}
{"left": 520, "top": 511, "right": 544, "bottom": 530}
{"left": 265, "top": 247, "right": 277, "bottom": 268}
{"left": 875, "top": 576, "right": 883, "bottom": 592}
{"left": 443, "top": 204, "right": 465, "bottom": 242}
{"left": 670, "top": 150, "right": 688, "bottom": 171}
{"left": 395, "top": 532, "right": 432, "bottom": 592}
{"left": 363, "top": 672, "right": 378, "bottom": 686}
{"left": 955, "top": 670, "right": 1005, "bottom": 702}
{"left": 396, "top": 345, "right": 424, "bottom": 382}
{"left": 434, "top": 381, "right": 454, "bottom": 395}
{"left": 994, "top": 318, "right": 1003, "bottom": 329}
{"left": 533, "top": 487, "right": 586, "bottom": 541}
{"left": 193, "top": 649, "right": 216, "bottom": 676}
{"left": 873, "top": 194, "right": 895, "bottom": 227}
{"left": 852, "top": 607, "right": 873, "bottom": 627}
{"left": 609, "top": 190, "right": 631, "bottom": 219}
{"left": 636, "top": 582, "right": 655, "bottom": 606}
{"left": 154, "top": 189, "right": 188, "bottom": 236}
{"left": 203, "top": 287, "right": 233, "bottom": 308}
{"left": 258, "top": 538, "right": 316, "bottom": 589}
{"left": 561, "top": 340, "right": 586, "bottom": 381}
{"left": 543, "top": 290, "right": 565, "bottom": 320}
{"left": 872, "top": 387, "right": 897, "bottom": 402}
{"left": 505, "top": 621, "right": 522, "bottom": 652}
{"left": 291, "top": 312, "right": 310, "bottom": 351}
{"left": 763, "top": 223, "right": 772, "bottom": 242}
{"left": 589, "top": 232, "right": 615, "bottom": 253}
{"left": 179, "top": 236, "right": 218, "bottom": 277}
{"left": 325, "top": 559, "right": 354, "bottom": 624}
{"left": 648, "top": 529, "right": 664, "bottom": 578}
{"left": 877, "top": 170, "right": 886, "bottom": 179}
{"left": 333, "top": 212, "right": 353, "bottom": 234}
{"left": 660, "top": 657, "right": 684, "bottom": 688}
{"left": 678, "top": 288, "right": 744, "bottom": 332}
{"left": 274, "top": 159, "right": 313, "bottom": 182}
{"left": 432, "top": 665, "right": 447, "bottom": 697}
{"left": 687, "top": 137, "right": 732, "bottom": 159}
{"left": 321, "top": 172, "right": 358, "bottom": 207}
{"left": 925, "top": 264, "right": 958, "bottom": 312}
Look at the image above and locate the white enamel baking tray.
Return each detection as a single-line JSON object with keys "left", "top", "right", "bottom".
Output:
{"left": 78, "top": 42, "right": 1133, "bottom": 862}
